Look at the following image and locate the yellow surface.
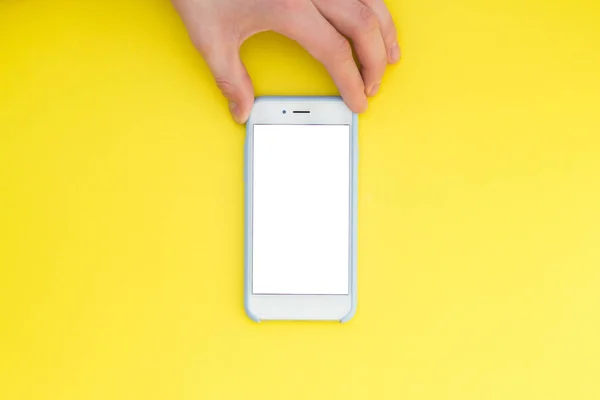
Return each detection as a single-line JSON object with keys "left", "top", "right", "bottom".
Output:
{"left": 1, "top": 0, "right": 600, "bottom": 398}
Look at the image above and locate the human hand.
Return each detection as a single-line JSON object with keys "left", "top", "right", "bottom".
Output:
{"left": 171, "top": 0, "right": 400, "bottom": 123}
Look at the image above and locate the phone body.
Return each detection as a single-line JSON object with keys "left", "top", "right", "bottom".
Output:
{"left": 244, "top": 96, "right": 358, "bottom": 322}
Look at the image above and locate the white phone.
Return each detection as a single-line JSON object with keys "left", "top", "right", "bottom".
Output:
{"left": 244, "top": 96, "right": 358, "bottom": 322}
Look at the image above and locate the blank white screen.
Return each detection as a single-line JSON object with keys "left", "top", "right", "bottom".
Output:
{"left": 252, "top": 124, "right": 350, "bottom": 295}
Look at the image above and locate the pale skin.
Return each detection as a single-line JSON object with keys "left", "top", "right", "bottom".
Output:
{"left": 171, "top": 0, "right": 400, "bottom": 123}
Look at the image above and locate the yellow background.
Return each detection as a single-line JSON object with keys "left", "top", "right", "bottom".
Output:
{"left": 1, "top": 0, "right": 600, "bottom": 398}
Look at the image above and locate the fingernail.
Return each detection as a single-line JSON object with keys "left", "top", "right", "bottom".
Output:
{"left": 390, "top": 42, "right": 401, "bottom": 64}
{"left": 229, "top": 101, "right": 243, "bottom": 124}
{"left": 368, "top": 81, "right": 381, "bottom": 97}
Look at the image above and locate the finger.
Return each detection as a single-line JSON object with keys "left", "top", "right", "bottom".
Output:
{"left": 197, "top": 34, "right": 255, "bottom": 124}
{"left": 361, "top": 0, "right": 400, "bottom": 63}
{"left": 313, "top": 0, "right": 387, "bottom": 97}
{"left": 274, "top": 2, "right": 368, "bottom": 113}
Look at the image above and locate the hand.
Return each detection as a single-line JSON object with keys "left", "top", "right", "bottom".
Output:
{"left": 171, "top": 0, "right": 400, "bottom": 123}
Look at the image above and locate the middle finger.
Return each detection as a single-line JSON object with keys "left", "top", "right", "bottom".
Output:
{"left": 313, "top": 0, "right": 388, "bottom": 97}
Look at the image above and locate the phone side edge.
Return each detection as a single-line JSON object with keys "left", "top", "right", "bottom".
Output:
{"left": 244, "top": 120, "right": 260, "bottom": 323}
{"left": 340, "top": 111, "right": 358, "bottom": 323}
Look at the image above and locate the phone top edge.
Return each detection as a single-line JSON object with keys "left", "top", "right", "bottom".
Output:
{"left": 254, "top": 95, "right": 343, "bottom": 102}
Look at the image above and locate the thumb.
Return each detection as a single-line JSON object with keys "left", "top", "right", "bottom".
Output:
{"left": 202, "top": 43, "right": 255, "bottom": 124}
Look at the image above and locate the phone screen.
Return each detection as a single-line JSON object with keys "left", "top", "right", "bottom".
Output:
{"left": 252, "top": 124, "right": 351, "bottom": 295}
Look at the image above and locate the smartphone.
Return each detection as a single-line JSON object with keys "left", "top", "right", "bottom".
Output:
{"left": 244, "top": 96, "right": 357, "bottom": 322}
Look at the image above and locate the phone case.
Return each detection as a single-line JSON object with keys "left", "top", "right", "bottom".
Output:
{"left": 244, "top": 96, "right": 358, "bottom": 323}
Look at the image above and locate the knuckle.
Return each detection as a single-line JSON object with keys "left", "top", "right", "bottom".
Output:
{"left": 333, "top": 36, "right": 353, "bottom": 62}
{"left": 214, "top": 77, "right": 237, "bottom": 99}
{"left": 354, "top": 5, "right": 379, "bottom": 34}
{"left": 360, "top": 0, "right": 377, "bottom": 8}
